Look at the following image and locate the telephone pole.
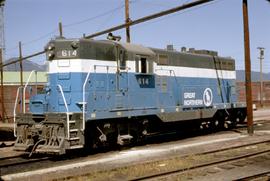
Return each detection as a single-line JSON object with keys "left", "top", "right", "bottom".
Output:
{"left": 242, "top": 0, "right": 253, "bottom": 135}
{"left": 59, "top": 22, "right": 63, "bottom": 37}
{"left": 0, "top": 0, "right": 5, "bottom": 122}
{"left": 258, "top": 47, "right": 265, "bottom": 107}
{"left": 19, "top": 41, "right": 23, "bottom": 86}
{"left": 125, "top": 0, "right": 131, "bottom": 43}
{"left": 0, "top": 48, "right": 4, "bottom": 121}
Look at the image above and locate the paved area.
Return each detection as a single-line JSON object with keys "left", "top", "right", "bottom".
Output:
{"left": 253, "top": 108, "right": 270, "bottom": 121}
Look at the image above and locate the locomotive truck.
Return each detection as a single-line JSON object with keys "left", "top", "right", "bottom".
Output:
{"left": 13, "top": 37, "right": 246, "bottom": 154}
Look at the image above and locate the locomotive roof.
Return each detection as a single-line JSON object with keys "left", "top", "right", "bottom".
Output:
{"left": 150, "top": 47, "right": 235, "bottom": 70}
{"left": 46, "top": 38, "right": 235, "bottom": 70}
{"left": 116, "top": 42, "right": 156, "bottom": 57}
{"left": 47, "top": 38, "right": 156, "bottom": 59}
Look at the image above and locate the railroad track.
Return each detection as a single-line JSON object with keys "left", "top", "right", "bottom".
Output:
{"left": 0, "top": 148, "right": 98, "bottom": 176}
{"left": 0, "top": 155, "right": 49, "bottom": 169}
{"left": 130, "top": 141, "right": 270, "bottom": 181}
{"left": 0, "top": 122, "right": 269, "bottom": 180}
{"left": 0, "top": 155, "right": 52, "bottom": 176}
{"left": 237, "top": 171, "right": 270, "bottom": 180}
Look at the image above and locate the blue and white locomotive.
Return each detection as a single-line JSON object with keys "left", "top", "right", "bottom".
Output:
{"left": 14, "top": 37, "right": 246, "bottom": 154}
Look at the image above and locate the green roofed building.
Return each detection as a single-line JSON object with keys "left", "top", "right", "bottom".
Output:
{"left": 0, "top": 71, "right": 47, "bottom": 122}
{"left": 3, "top": 71, "right": 47, "bottom": 85}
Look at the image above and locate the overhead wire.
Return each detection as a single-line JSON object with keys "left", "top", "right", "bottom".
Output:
{"left": 95, "top": 2, "right": 126, "bottom": 32}
{"left": 62, "top": 4, "right": 125, "bottom": 28}
{"left": 131, "top": 0, "right": 225, "bottom": 31}
{"left": 6, "top": 0, "right": 217, "bottom": 52}
{"left": 5, "top": 2, "right": 127, "bottom": 54}
{"left": 5, "top": 29, "right": 57, "bottom": 56}
{"left": 5, "top": 0, "right": 244, "bottom": 68}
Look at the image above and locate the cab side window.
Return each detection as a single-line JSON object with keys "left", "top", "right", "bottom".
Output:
{"left": 119, "top": 50, "right": 126, "bottom": 70}
{"left": 135, "top": 56, "right": 153, "bottom": 74}
{"left": 141, "top": 58, "right": 147, "bottom": 73}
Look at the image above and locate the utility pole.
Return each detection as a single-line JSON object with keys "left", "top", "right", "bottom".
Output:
{"left": 125, "top": 0, "right": 131, "bottom": 43}
{"left": 19, "top": 41, "right": 24, "bottom": 113}
{"left": 0, "top": 0, "right": 5, "bottom": 54}
{"left": 258, "top": 47, "right": 265, "bottom": 108}
{"left": 242, "top": 0, "right": 253, "bottom": 135}
{"left": 59, "top": 22, "right": 63, "bottom": 37}
{"left": 0, "top": 0, "right": 5, "bottom": 122}
{"left": 19, "top": 41, "right": 23, "bottom": 86}
{"left": 0, "top": 48, "right": 4, "bottom": 121}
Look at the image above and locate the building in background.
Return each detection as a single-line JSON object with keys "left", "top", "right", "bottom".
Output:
{"left": 0, "top": 71, "right": 47, "bottom": 122}
{"left": 237, "top": 81, "right": 270, "bottom": 107}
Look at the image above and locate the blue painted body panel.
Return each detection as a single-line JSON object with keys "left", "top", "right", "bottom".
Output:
{"left": 30, "top": 72, "right": 237, "bottom": 121}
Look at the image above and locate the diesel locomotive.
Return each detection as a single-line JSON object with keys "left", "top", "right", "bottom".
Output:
{"left": 13, "top": 37, "right": 246, "bottom": 154}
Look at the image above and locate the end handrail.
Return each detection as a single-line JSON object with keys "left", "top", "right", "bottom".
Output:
{"left": 13, "top": 86, "right": 23, "bottom": 137}
{"left": 57, "top": 84, "right": 70, "bottom": 139}
{"left": 23, "top": 70, "right": 37, "bottom": 113}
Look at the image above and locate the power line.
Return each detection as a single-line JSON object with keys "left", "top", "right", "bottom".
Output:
{"left": 22, "top": 29, "right": 58, "bottom": 46}
{"left": 95, "top": 2, "right": 125, "bottom": 32}
{"left": 63, "top": 4, "right": 125, "bottom": 28}
{"left": 5, "top": 29, "right": 57, "bottom": 53}
{"left": 85, "top": 0, "right": 215, "bottom": 39}
{"left": 6, "top": 3, "right": 127, "bottom": 53}
{"left": 0, "top": 50, "right": 46, "bottom": 68}
{"left": 131, "top": 0, "right": 224, "bottom": 31}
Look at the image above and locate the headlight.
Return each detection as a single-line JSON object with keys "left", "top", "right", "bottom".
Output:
{"left": 47, "top": 52, "right": 55, "bottom": 60}
{"left": 46, "top": 44, "right": 55, "bottom": 51}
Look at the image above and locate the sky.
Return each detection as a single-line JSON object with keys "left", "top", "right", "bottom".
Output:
{"left": 4, "top": 0, "right": 270, "bottom": 72}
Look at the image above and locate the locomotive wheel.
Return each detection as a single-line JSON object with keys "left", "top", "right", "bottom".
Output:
{"left": 236, "top": 110, "right": 246, "bottom": 124}
{"left": 212, "top": 111, "right": 226, "bottom": 130}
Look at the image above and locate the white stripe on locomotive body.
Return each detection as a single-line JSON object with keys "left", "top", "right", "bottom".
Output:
{"left": 49, "top": 59, "right": 117, "bottom": 74}
{"left": 48, "top": 59, "right": 236, "bottom": 79}
{"left": 154, "top": 64, "right": 236, "bottom": 79}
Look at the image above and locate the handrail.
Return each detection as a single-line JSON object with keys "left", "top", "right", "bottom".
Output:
{"left": 57, "top": 84, "right": 70, "bottom": 139}
{"left": 23, "top": 70, "right": 37, "bottom": 113}
{"left": 155, "top": 68, "right": 179, "bottom": 83}
{"left": 82, "top": 65, "right": 129, "bottom": 131}
{"left": 94, "top": 64, "right": 130, "bottom": 71}
{"left": 13, "top": 86, "right": 23, "bottom": 137}
{"left": 82, "top": 67, "right": 93, "bottom": 131}
{"left": 155, "top": 68, "right": 175, "bottom": 73}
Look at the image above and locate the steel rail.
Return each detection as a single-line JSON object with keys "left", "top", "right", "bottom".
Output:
{"left": 237, "top": 171, "right": 270, "bottom": 180}
{"left": 131, "top": 144, "right": 270, "bottom": 181}
{"left": 0, "top": 157, "right": 50, "bottom": 170}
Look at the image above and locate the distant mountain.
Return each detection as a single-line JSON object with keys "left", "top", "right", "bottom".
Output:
{"left": 236, "top": 70, "right": 270, "bottom": 82}
{"left": 3, "top": 58, "right": 46, "bottom": 71}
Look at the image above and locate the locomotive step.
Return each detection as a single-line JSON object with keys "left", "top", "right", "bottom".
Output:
{"left": 69, "top": 137, "right": 80, "bottom": 141}
{"left": 69, "top": 120, "right": 76, "bottom": 124}
{"left": 117, "top": 134, "right": 133, "bottom": 145}
{"left": 69, "top": 129, "right": 79, "bottom": 132}
{"left": 69, "top": 145, "right": 84, "bottom": 149}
